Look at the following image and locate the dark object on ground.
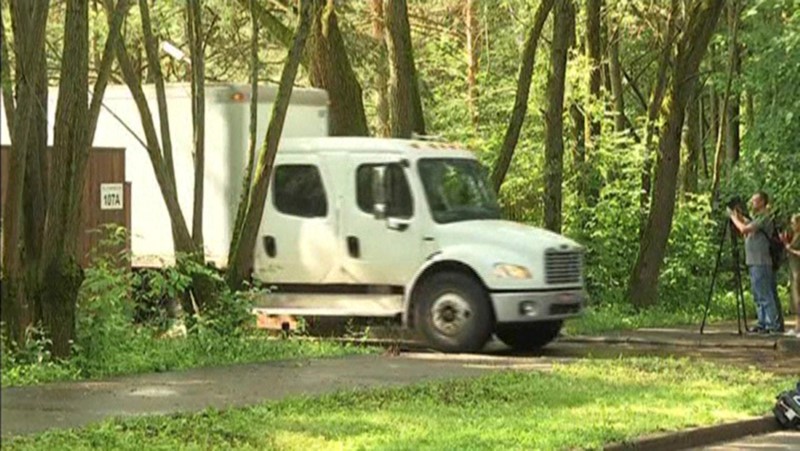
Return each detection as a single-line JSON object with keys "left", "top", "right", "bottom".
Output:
{"left": 773, "top": 381, "right": 800, "bottom": 430}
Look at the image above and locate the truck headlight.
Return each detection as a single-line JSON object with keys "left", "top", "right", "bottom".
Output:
{"left": 492, "top": 263, "right": 532, "bottom": 279}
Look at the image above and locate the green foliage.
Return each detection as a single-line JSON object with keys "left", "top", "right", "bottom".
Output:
{"left": 1, "top": 326, "right": 81, "bottom": 387}
{"left": 5, "top": 358, "right": 794, "bottom": 450}
{"left": 1, "top": 227, "right": 373, "bottom": 388}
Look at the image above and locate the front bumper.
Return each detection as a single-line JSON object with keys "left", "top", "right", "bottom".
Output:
{"left": 490, "top": 289, "right": 586, "bottom": 323}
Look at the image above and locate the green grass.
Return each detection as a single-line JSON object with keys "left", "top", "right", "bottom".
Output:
{"left": 5, "top": 358, "right": 795, "bottom": 450}
{"left": 564, "top": 305, "right": 700, "bottom": 335}
{"left": 1, "top": 332, "right": 375, "bottom": 388}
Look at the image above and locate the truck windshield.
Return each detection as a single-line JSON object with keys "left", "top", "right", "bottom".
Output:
{"left": 418, "top": 158, "right": 501, "bottom": 224}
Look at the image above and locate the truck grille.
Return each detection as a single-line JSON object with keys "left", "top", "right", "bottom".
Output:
{"left": 545, "top": 249, "right": 582, "bottom": 285}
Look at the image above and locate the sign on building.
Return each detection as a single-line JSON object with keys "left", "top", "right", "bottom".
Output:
{"left": 100, "top": 183, "right": 124, "bottom": 210}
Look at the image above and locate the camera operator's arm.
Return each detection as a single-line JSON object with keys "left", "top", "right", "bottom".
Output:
{"left": 729, "top": 210, "right": 757, "bottom": 235}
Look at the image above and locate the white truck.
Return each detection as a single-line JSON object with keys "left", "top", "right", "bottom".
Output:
{"left": 255, "top": 137, "right": 586, "bottom": 353}
{"left": 1, "top": 84, "right": 586, "bottom": 353}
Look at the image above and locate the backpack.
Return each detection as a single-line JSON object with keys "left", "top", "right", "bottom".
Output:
{"left": 773, "top": 381, "right": 800, "bottom": 430}
{"left": 760, "top": 215, "right": 786, "bottom": 271}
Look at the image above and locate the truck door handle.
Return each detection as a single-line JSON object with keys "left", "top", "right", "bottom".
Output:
{"left": 263, "top": 236, "right": 276, "bottom": 257}
{"left": 347, "top": 236, "right": 360, "bottom": 258}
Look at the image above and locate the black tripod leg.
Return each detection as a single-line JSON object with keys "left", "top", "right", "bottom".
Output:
{"left": 730, "top": 228, "right": 748, "bottom": 334}
{"left": 701, "top": 222, "right": 729, "bottom": 334}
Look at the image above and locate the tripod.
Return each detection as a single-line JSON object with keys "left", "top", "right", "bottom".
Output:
{"left": 700, "top": 218, "right": 748, "bottom": 335}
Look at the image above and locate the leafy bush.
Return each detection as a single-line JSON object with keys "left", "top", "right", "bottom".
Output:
{"left": 1, "top": 227, "right": 371, "bottom": 388}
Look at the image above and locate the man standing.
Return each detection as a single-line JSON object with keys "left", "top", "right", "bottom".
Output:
{"left": 729, "top": 191, "right": 782, "bottom": 333}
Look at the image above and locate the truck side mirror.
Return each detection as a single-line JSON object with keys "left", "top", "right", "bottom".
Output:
{"left": 372, "top": 166, "right": 387, "bottom": 220}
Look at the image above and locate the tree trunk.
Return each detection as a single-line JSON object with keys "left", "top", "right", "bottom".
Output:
{"left": 569, "top": 103, "right": 586, "bottom": 169}
{"left": 683, "top": 86, "right": 701, "bottom": 197}
{"left": 105, "top": 0, "right": 211, "bottom": 316}
{"left": 40, "top": 0, "right": 90, "bottom": 358}
{"left": 88, "top": 0, "right": 129, "bottom": 144}
{"left": 139, "top": 0, "right": 177, "bottom": 193}
{"left": 490, "top": 0, "right": 555, "bottom": 192}
{"left": 698, "top": 91, "right": 709, "bottom": 178}
{"left": 543, "top": 0, "right": 573, "bottom": 234}
{"left": 227, "top": 0, "right": 313, "bottom": 290}
{"left": 21, "top": 40, "right": 48, "bottom": 324}
{"left": 385, "top": 0, "right": 425, "bottom": 138}
{"left": 465, "top": 0, "right": 479, "bottom": 127}
{"left": 710, "top": 1, "right": 739, "bottom": 204}
{"left": 725, "top": 1, "right": 741, "bottom": 164}
{"left": 305, "top": 0, "right": 368, "bottom": 136}
{"left": 371, "top": 0, "right": 389, "bottom": 136}
{"left": 628, "top": 0, "right": 724, "bottom": 309}
{"left": 585, "top": 0, "right": 602, "bottom": 142}
{"left": 188, "top": 0, "right": 205, "bottom": 248}
{"left": 640, "top": 0, "right": 679, "bottom": 220}
{"left": 229, "top": 0, "right": 261, "bottom": 267}
{"left": 582, "top": 0, "right": 602, "bottom": 205}
{"left": 608, "top": 29, "right": 626, "bottom": 134}
{"left": 2, "top": 0, "right": 50, "bottom": 346}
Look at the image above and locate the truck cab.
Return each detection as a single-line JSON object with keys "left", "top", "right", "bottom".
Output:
{"left": 254, "top": 137, "right": 586, "bottom": 353}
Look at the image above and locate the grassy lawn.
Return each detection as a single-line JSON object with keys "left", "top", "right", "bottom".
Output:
{"left": 6, "top": 357, "right": 794, "bottom": 450}
{"left": 564, "top": 305, "right": 700, "bottom": 335}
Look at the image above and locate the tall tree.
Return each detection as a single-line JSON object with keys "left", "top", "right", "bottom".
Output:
{"left": 229, "top": 0, "right": 261, "bottom": 268}
{"left": 371, "top": 0, "right": 389, "bottom": 136}
{"left": 628, "top": 0, "right": 725, "bottom": 309}
{"left": 608, "top": 29, "right": 627, "bottom": 134}
{"left": 187, "top": 0, "right": 206, "bottom": 248}
{"left": 2, "top": 0, "right": 128, "bottom": 353}
{"left": 226, "top": 0, "right": 313, "bottom": 290}
{"left": 490, "top": 0, "right": 555, "bottom": 192}
{"left": 241, "top": 0, "right": 368, "bottom": 137}
{"left": 385, "top": 0, "right": 425, "bottom": 138}
{"left": 2, "top": 0, "right": 50, "bottom": 345}
{"left": 39, "top": 0, "right": 91, "bottom": 357}
{"left": 305, "top": 0, "right": 368, "bottom": 136}
{"left": 465, "top": 0, "right": 480, "bottom": 126}
{"left": 640, "top": 0, "right": 679, "bottom": 221}
{"left": 710, "top": 0, "right": 740, "bottom": 203}
{"left": 584, "top": 0, "right": 602, "bottom": 151}
{"left": 725, "top": 0, "right": 741, "bottom": 164}
{"left": 107, "top": 0, "right": 211, "bottom": 313}
{"left": 543, "top": 0, "right": 574, "bottom": 233}
{"left": 683, "top": 85, "right": 702, "bottom": 196}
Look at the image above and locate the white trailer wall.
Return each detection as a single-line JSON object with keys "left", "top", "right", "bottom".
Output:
{"left": 0, "top": 83, "right": 329, "bottom": 267}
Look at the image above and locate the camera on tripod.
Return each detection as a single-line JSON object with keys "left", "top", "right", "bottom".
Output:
{"left": 701, "top": 195, "right": 750, "bottom": 335}
{"left": 725, "top": 195, "right": 750, "bottom": 219}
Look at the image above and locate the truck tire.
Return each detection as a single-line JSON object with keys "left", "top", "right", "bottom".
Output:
{"left": 414, "top": 271, "right": 493, "bottom": 353}
{"left": 495, "top": 320, "right": 562, "bottom": 351}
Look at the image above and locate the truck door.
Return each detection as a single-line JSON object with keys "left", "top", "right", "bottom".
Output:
{"left": 252, "top": 154, "right": 339, "bottom": 284}
{"left": 341, "top": 155, "right": 423, "bottom": 288}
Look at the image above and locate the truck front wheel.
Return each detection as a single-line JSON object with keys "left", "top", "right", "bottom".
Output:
{"left": 495, "top": 320, "right": 563, "bottom": 351}
{"left": 414, "top": 272, "right": 493, "bottom": 353}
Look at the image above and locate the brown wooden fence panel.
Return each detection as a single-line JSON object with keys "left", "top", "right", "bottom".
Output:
{"left": 0, "top": 146, "right": 130, "bottom": 268}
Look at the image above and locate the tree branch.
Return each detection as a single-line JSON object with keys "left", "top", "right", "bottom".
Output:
{"left": 87, "top": 0, "right": 129, "bottom": 143}
{"left": 188, "top": 0, "right": 205, "bottom": 247}
{"left": 139, "top": 0, "right": 177, "bottom": 192}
